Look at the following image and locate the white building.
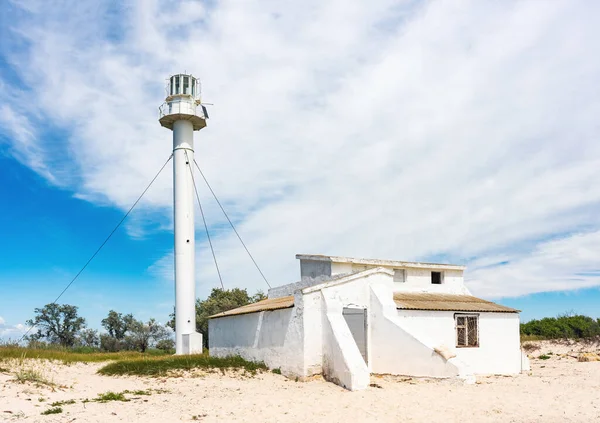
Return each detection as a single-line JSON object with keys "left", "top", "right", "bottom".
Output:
{"left": 209, "top": 254, "right": 530, "bottom": 390}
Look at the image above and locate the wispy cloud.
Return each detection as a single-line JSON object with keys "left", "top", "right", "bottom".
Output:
{"left": 0, "top": 315, "right": 26, "bottom": 341}
{"left": 1, "top": 0, "right": 599, "bottom": 299}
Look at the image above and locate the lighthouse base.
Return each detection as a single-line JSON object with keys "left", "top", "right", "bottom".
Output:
{"left": 180, "top": 332, "right": 203, "bottom": 355}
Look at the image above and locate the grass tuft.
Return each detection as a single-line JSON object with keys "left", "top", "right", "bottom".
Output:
{"left": 41, "top": 407, "right": 63, "bottom": 415}
{"left": 271, "top": 368, "right": 282, "bottom": 375}
{"left": 538, "top": 354, "right": 551, "bottom": 360}
{"left": 14, "top": 368, "right": 55, "bottom": 387}
{"left": 96, "top": 391, "right": 129, "bottom": 402}
{"left": 50, "top": 399, "right": 76, "bottom": 407}
{"left": 123, "top": 389, "right": 159, "bottom": 396}
{"left": 97, "top": 353, "right": 267, "bottom": 377}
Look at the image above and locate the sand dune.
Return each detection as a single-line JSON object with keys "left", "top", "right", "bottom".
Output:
{"left": 1, "top": 341, "right": 599, "bottom": 423}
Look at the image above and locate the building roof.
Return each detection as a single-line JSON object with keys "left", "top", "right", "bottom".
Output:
{"left": 208, "top": 296, "right": 295, "bottom": 319}
{"left": 296, "top": 254, "right": 465, "bottom": 271}
{"left": 393, "top": 293, "right": 519, "bottom": 313}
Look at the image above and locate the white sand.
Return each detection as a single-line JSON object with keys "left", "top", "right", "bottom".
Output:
{"left": 1, "top": 340, "right": 599, "bottom": 423}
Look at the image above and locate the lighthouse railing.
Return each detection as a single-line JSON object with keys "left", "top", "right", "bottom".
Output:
{"left": 159, "top": 101, "right": 206, "bottom": 120}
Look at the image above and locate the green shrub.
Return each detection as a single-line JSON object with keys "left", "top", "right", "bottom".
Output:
{"left": 97, "top": 353, "right": 267, "bottom": 377}
{"left": 271, "top": 368, "right": 282, "bottom": 375}
{"left": 155, "top": 339, "right": 175, "bottom": 353}
{"left": 538, "top": 354, "right": 551, "bottom": 360}
{"left": 96, "top": 391, "right": 129, "bottom": 402}
{"left": 520, "top": 314, "right": 600, "bottom": 340}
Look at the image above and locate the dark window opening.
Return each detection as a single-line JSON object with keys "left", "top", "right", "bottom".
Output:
{"left": 431, "top": 271, "right": 442, "bottom": 284}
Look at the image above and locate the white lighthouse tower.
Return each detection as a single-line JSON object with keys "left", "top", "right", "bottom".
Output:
{"left": 159, "top": 74, "right": 207, "bottom": 355}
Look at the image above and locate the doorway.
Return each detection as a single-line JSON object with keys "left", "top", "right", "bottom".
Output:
{"left": 342, "top": 307, "right": 368, "bottom": 365}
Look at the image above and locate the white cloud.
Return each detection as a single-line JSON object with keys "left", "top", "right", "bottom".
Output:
{"left": 468, "top": 230, "right": 600, "bottom": 298}
{"left": 1, "top": 0, "right": 600, "bottom": 299}
{"left": 0, "top": 316, "right": 26, "bottom": 341}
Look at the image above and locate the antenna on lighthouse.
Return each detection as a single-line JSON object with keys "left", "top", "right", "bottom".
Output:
{"left": 159, "top": 74, "right": 207, "bottom": 355}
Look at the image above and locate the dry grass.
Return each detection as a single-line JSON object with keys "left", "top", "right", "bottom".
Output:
{"left": 0, "top": 346, "right": 161, "bottom": 363}
{"left": 578, "top": 353, "right": 600, "bottom": 362}
{"left": 14, "top": 368, "right": 55, "bottom": 388}
{"left": 520, "top": 334, "right": 546, "bottom": 342}
{"left": 521, "top": 342, "right": 540, "bottom": 353}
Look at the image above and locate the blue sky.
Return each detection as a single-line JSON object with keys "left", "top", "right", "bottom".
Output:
{"left": 1, "top": 0, "right": 600, "bottom": 339}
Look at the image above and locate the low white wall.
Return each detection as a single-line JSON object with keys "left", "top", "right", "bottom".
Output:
{"left": 369, "top": 283, "right": 468, "bottom": 378}
{"left": 208, "top": 303, "right": 305, "bottom": 377}
{"left": 302, "top": 290, "right": 324, "bottom": 377}
{"left": 396, "top": 310, "right": 523, "bottom": 375}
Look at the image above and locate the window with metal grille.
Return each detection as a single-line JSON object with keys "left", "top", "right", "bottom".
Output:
{"left": 456, "top": 314, "right": 479, "bottom": 347}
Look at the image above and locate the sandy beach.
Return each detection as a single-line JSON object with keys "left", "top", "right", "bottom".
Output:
{"left": 1, "top": 341, "right": 599, "bottom": 423}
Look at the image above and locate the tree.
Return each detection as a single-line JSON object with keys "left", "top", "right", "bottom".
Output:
{"left": 101, "top": 310, "right": 132, "bottom": 340}
{"left": 100, "top": 334, "right": 124, "bottom": 352}
{"left": 168, "top": 288, "right": 266, "bottom": 348}
{"left": 125, "top": 318, "right": 170, "bottom": 353}
{"left": 26, "top": 304, "right": 86, "bottom": 347}
{"left": 78, "top": 328, "right": 99, "bottom": 348}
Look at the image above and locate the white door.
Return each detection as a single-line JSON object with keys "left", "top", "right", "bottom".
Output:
{"left": 343, "top": 308, "right": 368, "bottom": 365}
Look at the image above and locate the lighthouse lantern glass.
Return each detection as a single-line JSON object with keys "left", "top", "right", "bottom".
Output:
{"left": 166, "top": 74, "right": 199, "bottom": 98}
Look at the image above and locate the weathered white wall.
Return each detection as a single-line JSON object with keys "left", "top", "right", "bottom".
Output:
{"left": 300, "top": 259, "right": 332, "bottom": 279}
{"left": 209, "top": 300, "right": 305, "bottom": 377}
{"left": 398, "top": 268, "right": 469, "bottom": 294}
{"left": 211, "top": 264, "right": 523, "bottom": 390}
{"left": 369, "top": 282, "right": 470, "bottom": 379}
{"left": 301, "top": 269, "right": 393, "bottom": 376}
{"left": 302, "top": 290, "right": 324, "bottom": 376}
{"left": 268, "top": 277, "right": 331, "bottom": 298}
{"left": 321, "top": 295, "right": 370, "bottom": 391}
{"left": 396, "top": 310, "right": 523, "bottom": 375}
{"left": 331, "top": 262, "right": 353, "bottom": 275}
{"left": 331, "top": 264, "right": 468, "bottom": 295}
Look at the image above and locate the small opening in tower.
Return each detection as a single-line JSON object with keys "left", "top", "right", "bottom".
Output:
{"left": 175, "top": 75, "right": 180, "bottom": 94}
{"left": 183, "top": 76, "right": 189, "bottom": 94}
{"left": 431, "top": 271, "right": 442, "bottom": 284}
